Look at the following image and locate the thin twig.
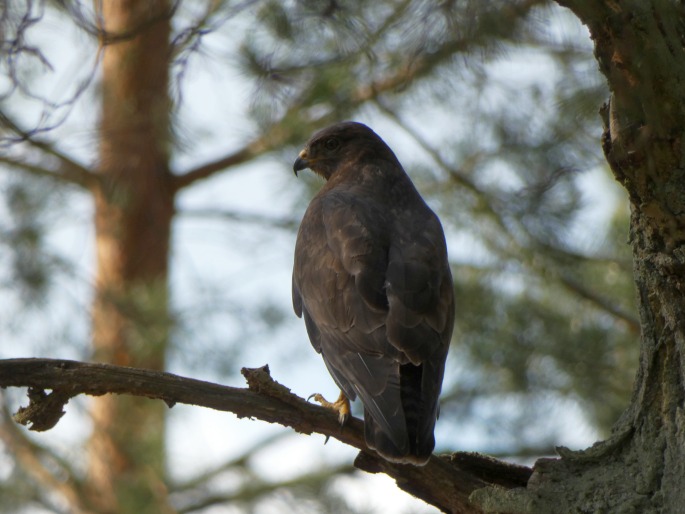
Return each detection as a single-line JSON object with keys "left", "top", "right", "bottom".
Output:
{"left": 0, "top": 111, "right": 96, "bottom": 189}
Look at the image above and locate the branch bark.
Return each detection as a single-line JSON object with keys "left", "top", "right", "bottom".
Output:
{"left": 0, "top": 358, "right": 531, "bottom": 514}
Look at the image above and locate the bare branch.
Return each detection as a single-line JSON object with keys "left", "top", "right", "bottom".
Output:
{"left": 0, "top": 112, "right": 97, "bottom": 190}
{"left": 0, "top": 155, "right": 81, "bottom": 184}
{"left": 0, "top": 155, "right": 97, "bottom": 194}
{"left": 0, "top": 358, "right": 532, "bottom": 513}
{"left": 1, "top": 2, "right": 103, "bottom": 141}
{"left": 172, "top": 145, "right": 259, "bottom": 191}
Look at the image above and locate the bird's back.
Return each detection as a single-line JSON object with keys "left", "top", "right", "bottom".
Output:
{"left": 292, "top": 122, "right": 454, "bottom": 465}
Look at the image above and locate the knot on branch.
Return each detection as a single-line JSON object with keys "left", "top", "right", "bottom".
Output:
{"left": 240, "top": 364, "right": 274, "bottom": 392}
{"left": 13, "top": 387, "right": 72, "bottom": 431}
{"left": 241, "top": 364, "right": 306, "bottom": 409}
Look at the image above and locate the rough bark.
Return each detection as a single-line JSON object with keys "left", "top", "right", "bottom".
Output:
{"left": 0, "top": 358, "right": 532, "bottom": 514}
{"left": 473, "top": 1, "right": 685, "bottom": 511}
{"left": 89, "top": 1, "right": 175, "bottom": 512}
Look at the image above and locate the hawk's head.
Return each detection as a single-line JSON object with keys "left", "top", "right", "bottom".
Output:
{"left": 293, "top": 122, "right": 398, "bottom": 180}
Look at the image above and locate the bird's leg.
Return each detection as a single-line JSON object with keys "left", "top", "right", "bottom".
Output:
{"left": 308, "top": 391, "right": 350, "bottom": 424}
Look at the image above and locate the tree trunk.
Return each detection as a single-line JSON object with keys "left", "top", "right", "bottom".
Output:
{"left": 87, "top": 1, "right": 175, "bottom": 512}
{"left": 474, "top": 2, "right": 685, "bottom": 512}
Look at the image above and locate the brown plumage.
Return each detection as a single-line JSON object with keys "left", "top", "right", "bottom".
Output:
{"left": 292, "top": 122, "right": 454, "bottom": 465}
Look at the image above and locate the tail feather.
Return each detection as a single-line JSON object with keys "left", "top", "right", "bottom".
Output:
{"left": 363, "top": 412, "right": 432, "bottom": 465}
{"left": 362, "top": 363, "right": 436, "bottom": 466}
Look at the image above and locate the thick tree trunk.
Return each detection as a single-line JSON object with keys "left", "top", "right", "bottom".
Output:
{"left": 87, "top": 1, "right": 175, "bottom": 512}
{"left": 474, "top": 2, "right": 685, "bottom": 512}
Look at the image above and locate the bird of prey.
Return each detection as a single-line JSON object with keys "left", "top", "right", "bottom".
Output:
{"left": 292, "top": 121, "right": 454, "bottom": 465}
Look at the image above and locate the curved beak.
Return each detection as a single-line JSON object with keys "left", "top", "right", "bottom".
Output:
{"left": 293, "top": 149, "right": 309, "bottom": 176}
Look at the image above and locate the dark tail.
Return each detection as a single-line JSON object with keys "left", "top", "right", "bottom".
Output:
{"left": 363, "top": 363, "right": 436, "bottom": 465}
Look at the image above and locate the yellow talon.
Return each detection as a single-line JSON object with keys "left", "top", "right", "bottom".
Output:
{"left": 309, "top": 391, "right": 350, "bottom": 424}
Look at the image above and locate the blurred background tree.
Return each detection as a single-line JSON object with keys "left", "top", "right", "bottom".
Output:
{"left": 0, "top": 0, "right": 637, "bottom": 512}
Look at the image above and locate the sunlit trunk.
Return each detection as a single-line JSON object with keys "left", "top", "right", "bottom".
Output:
{"left": 87, "top": 1, "right": 175, "bottom": 512}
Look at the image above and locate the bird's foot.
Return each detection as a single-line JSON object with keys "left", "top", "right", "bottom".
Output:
{"left": 308, "top": 391, "right": 350, "bottom": 425}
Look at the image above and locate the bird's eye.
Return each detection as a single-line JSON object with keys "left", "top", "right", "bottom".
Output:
{"left": 324, "top": 138, "right": 340, "bottom": 151}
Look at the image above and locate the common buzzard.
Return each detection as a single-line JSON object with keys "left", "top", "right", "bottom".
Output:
{"left": 292, "top": 122, "right": 454, "bottom": 465}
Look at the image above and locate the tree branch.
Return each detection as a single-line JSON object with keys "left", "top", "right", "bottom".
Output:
{"left": 557, "top": 273, "right": 640, "bottom": 333}
{"left": 0, "top": 358, "right": 532, "bottom": 513}
{"left": 0, "top": 111, "right": 97, "bottom": 190}
{"left": 172, "top": 144, "right": 264, "bottom": 191}
{"left": 0, "top": 155, "right": 91, "bottom": 190}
